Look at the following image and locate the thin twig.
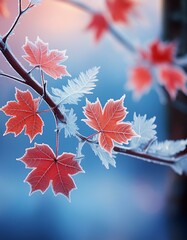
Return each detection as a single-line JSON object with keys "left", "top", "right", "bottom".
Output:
{"left": 0, "top": 72, "right": 25, "bottom": 83}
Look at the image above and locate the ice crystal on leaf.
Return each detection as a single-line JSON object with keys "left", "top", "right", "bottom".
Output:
{"left": 89, "top": 136, "right": 116, "bottom": 169}
{"left": 58, "top": 109, "right": 79, "bottom": 138}
{"left": 0, "top": 88, "right": 44, "bottom": 142}
{"left": 18, "top": 144, "right": 83, "bottom": 199}
{"left": 83, "top": 96, "right": 137, "bottom": 153}
{"left": 149, "top": 139, "right": 187, "bottom": 157}
{"left": 23, "top": 37, "right": 70, "bottom": 79}
{"left": 52, "top": 67, "right": 99, "bottom": 105}
{"left": 131, "top": 113, "right": 157, "bottom": 150}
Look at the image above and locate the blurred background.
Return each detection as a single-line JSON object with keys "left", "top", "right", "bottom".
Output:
{"left": 0, "top": 0, "right": 187, "bottom": 239}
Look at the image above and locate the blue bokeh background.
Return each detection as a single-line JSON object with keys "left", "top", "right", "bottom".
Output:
{"left": 0, "top": 1, "right": 173, "bottom": 239}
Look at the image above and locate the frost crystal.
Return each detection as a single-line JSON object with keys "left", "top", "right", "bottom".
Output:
{"left": 149, "top": 139, "right": 187, "bottom": 157}
{"left": 52, "top": 67, "right": 99, "bottom": 105}
{"left": 130, "top": 113, "right": 157, "bottom": 149}
{"left": 89, "top": 136, "right": 116, "bottom": 169}
{"left": 58, "top": 109, "right": 79, "bottom": 138}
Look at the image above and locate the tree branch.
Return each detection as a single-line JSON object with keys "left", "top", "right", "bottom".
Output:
{"left": 0, "top": 39, "right": 66, "bottom": 123}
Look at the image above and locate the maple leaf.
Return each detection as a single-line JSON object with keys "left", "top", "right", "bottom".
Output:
{"left": 127, "top": 66, "right": 152, "bottom": 99}
{"left": 0, "top": 88, "right": 44, "bottom": 142}
{"left": 86, "top": 14, "right": 109, "bottom": 41}
{"left": 106, "top": 0, "right": 136, "bottom": 23}
{"left": 18, "top": 144, "right": 83, "bottom": 198}
{"left": 141, "top": 40, "right": 175, "bottom": 65}
{"left": 22, "top": 37, "right": 70, "bottom": 79}
{"left": 158, "top": 65, "right": 187, "bottom": 99}
{"left": 0, "top": 0, "right": 9, "bottom": 17}
{"left": 83, "top": 96, "right": 136, "bottom": 153}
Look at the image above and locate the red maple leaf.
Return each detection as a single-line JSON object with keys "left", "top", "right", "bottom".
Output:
{"left": 0, "top": 0, "right": 9, "bottom": 17}
{"left": 141, "top": 40, "right": 175, "bottom": 65}
{"left": 22, "top": 37, "right": 70, "bottom": 79}
{"left": 106, "top": 0, "right": 136, "bottom": 23}
{"left": 83, "top": 97, "right": 136, "bottom": 153}
{"left": 87, "top": 14, "right": 109, "bottom": 41}
{"left": 158, "top": 65, "right": 187, "bottom": 99}
{"left": 127, "top": 66, "right": 152, "bottom": 99}
{"left": 18, "top": 144, "right": 83, "bottom": 198}
{"left": 0, "top": 88, "right": 44, "bottom": 142}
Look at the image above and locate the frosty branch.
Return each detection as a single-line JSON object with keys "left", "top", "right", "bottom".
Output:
{"left": 0, "top": 0, "right": 187, "bottom": 200}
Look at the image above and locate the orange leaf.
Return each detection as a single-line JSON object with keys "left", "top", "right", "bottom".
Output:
{"left": 18, "top": 144, "right": 83, "bottom": 198}
{"left": 83, "top": 96, "right": 136, "bottom": 153}
{"left": 1, "top": 88, "right": 44, "bottom": 142}
{"left": 23, "top": 37, "right": 70, "bottom": 79}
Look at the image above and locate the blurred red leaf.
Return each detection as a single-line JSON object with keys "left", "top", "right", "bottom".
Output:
{"left": 0, "top": 89, "right": 44, "bottom": 142}
{"left": 127, "top": 66, "right": 152, "bottom": 99}
{"left": 87, "top": 14, "right": 109, "bottom": 41}
{"left": 141, "top": 40, "right": 175, "bottom": 65}
{"left": 0, "top": 0, "right": 9, "bottom": 17}
{"left": 158, "top": 65, "right": 187, "bottom": 99}
{"left": 23, "top": 37, "right": 70, "bottom": 79}
{"left": 83, "top": 97, "right": 136, "bottom": 153}
{"left": 106, "top": 0, "right": 136, "bottom": 23}
{"left": 19, "top": 144, "right": 83, "bottom": 198}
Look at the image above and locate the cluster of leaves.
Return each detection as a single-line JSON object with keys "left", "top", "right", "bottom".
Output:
{"left": 128, "top": 40, "right": 187, "bottom": 100}
{"left": 86, "top": 0, "right": 138, "bottom": 41}
{"left": 0, "top": 0, "right": 187, "bottom": 202}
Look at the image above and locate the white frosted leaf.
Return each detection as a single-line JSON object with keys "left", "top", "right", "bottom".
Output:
{"left": 58, "top": 109, "right": 79, "bottom": 138}
{"left": 30, "top": 0, "right": 41, "bottom": 5}
{"left": 52, "top": 67, "right": 99, "bottom": 105}
{"left": 130, "top": 113, "right": 157, "bottom": 149}
{"left": 171, "top": 155, "right": 187, "bottom": 175}
{"left": 76, "top": 140, "right": 86, "bottom": 161}
{"left": 149, "top": 139, "right": 187, "bottom": 157}
{"left": 89, "top": 136, "right": 116, "bottom": 169}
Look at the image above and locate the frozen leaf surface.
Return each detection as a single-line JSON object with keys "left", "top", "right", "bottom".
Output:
{"left": 52, "top": 67, "right": 99, "bottom": 104}
{"left": 83, "top": 96, "right": 136, "bottom": 153}
{"left": 0, "top": 89, "right": 44, "bottom": 142}
{"left": 18, "top": 144, "right": 83, "bottom": 198}
{"left": 23, "top": 37, "right": 70, "bottom": 79}
{"left": 131, "top": 113, "right": 156, "bottom": 149}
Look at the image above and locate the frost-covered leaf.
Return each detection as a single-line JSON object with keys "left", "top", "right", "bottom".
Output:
{"left": 18, "top": 144, "right": 83, "bottom": 198}
{"left": 89, "top": 136, "right": 116, "bottom": 169}
{"left": 171, "top": 155, "right": 187, "bottom": 175}
{"left": 76, "top": 140, "right": 86, "bottom": 160}
{"left": 0, "top": 88, "right": 44, "bottom": 142}
{"left": 52, "top": 67, "right": 99, "bottom": 105}
{"left": 23, "top": 37, "right": 70, "bottom": 79}
{"left": 149, "top": 139, "right": 187, "bottom": 157}
{"left": 83, "top": 96, "right": 137, "bottom": 153}
{"left": 58, "top": 108, "right": 79, "bottom": 138}
{"left": 130, "top": 113, "right": 156, "bottom": 149}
